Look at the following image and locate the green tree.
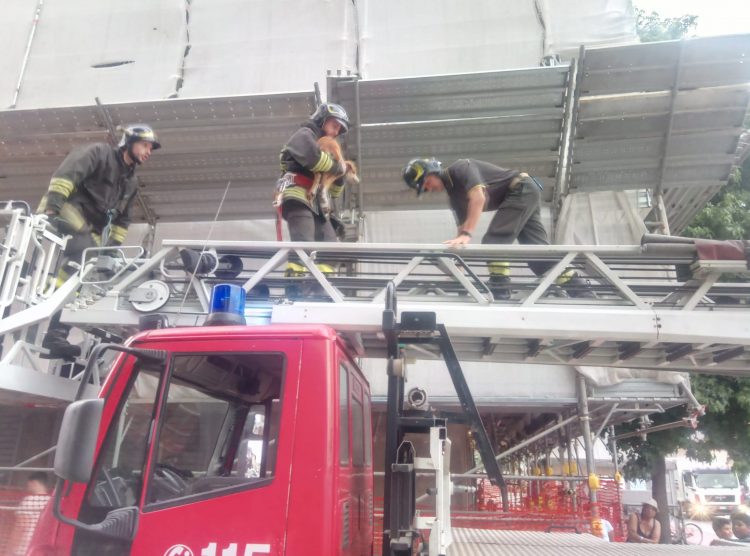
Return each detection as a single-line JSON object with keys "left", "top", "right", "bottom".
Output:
{"left": 690, "top": 375, "right": 750, "bottom": 477}
{"left": 635, "top": 9, "right": 698, "bottom": 43}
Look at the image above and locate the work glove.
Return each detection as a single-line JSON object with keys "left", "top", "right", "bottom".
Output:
{"left": 49, "top": 216, "right": 78, "bottom": 236}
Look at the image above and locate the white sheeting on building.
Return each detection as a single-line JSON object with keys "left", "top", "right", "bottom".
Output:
{"left": 1, "top": 0, "right": 639, "bottom": 108}
{"left": 358, "top": 0, "right": 544, "bottom": 79}
{"left": 555, "top": 191, "right": 648, "bottom": 245}
{"left": 3, "top": 0, "right": 186, "bottom": 109}
{"left": 577, "top": 366, "right": 687, "bottom": 387}
{"left": 540, "top": 0, "right": 637, "bottom": 60}
{"left": 179, "top": 0, "right": 358, "bottom": 98}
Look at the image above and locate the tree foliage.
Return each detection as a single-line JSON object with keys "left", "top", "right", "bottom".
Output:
{"left": 635, "top": 9, "right": 698, "bottom": 43}
{"left": 691, "top": 375, "right": 750, "bottom": 477}
{"left": 617, "top": 376, "right": 750, "bottom": 479}
{"left": 684, "top": 155, "right": 750, "bottom": 240}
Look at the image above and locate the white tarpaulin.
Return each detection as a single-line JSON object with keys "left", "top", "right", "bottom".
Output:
{"left": 357, "top": 0, "right": 544, "bottom": 79}
{"left": 3, "top": 0, "right": 186, "bottom": 109}
{"left": 0, "top": 0, "right": 639, "bottom": 108}
{"left": 179, "top": 0, "right": 358, "bottom": 98}
{"left": 555, "top": 191, "right": 648, "bottom": 245}
{"left": 540, "top": 0, "right": 637, "bottom": 60}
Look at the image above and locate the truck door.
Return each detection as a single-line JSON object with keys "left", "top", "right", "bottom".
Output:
{"left": 338, "top": 356, "right": 374, "bottom": 556}
{"left": 74, "top": 338, "right": 301, "bottom": 556}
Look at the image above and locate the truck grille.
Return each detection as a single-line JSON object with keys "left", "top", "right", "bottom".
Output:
{"left": 707, "top": 495, "right": 735, "bottom": 503}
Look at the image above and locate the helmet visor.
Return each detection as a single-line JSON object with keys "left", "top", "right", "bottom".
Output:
{"left": 330, "top": 117, "right": 349, "bottom": 134}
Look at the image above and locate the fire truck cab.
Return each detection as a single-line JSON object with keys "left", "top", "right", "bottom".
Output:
{"left": 32, "top": 323, "right": 373, "bottom": 556}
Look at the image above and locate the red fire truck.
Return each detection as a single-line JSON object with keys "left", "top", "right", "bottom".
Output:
{"left": 28, "top": 283, "right": 504, "bottom": 556}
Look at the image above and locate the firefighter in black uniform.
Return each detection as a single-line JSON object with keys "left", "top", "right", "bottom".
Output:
{"left": 38, "top": 124, "right": 161, "bottom": 358}
{"left": 402, "top": 158, "right": 593, "bottom": 299}
{"left": 275, "top": 103, "right": 350, "bottom": 276}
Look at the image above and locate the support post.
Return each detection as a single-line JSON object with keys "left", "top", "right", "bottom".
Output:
{"left": 576, "top": 372, "right": 598, "bottom": 512}
{"left": 381, "top": 283, "right": 403, "bottom": 556}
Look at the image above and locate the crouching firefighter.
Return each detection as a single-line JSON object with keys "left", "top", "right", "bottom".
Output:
{"left": 37, "top": 124, "right": 161, "bottom": 359}
{"left": 274, "top": 103, "right": 350, "bottom": 278}
{"left": 402, "top": 158, "right": 594, "bottom": 299}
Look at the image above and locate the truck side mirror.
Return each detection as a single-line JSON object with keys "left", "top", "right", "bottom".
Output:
{"left": 52, "top": 389, "right": 138, "bottom": 542}
{"left": 54, "top": 398, "right": 104, "bottom": 484}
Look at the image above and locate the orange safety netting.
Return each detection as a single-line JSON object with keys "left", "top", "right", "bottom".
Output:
{"left": 374, "top": 477, "right": 625, "bottom": 553}
{"left": 0, "top": 487, "right": 51, "bottom": 556}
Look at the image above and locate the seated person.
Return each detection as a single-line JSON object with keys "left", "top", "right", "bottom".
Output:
{"left": 626, "top": 499, "right": 660, "bottom": 543}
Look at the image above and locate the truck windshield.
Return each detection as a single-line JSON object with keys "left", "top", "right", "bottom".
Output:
{"left": 146, "top": 351, "right": 284, "bottom": 507}
{"left": 82, "top": 351, "right": 285, "bottom": 515}
{"left": 695, "top": 473, "right": 739, "bottom": 489}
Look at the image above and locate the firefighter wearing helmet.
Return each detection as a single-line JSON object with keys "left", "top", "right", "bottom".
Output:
{"left": 402, "top": 157, "right": 594, "bottom": 300}
{"left": 37, "top": 124, "right": 160, "bottom": 359}
{"left": 275, "top": 102, "right": 352, "bottom": 278}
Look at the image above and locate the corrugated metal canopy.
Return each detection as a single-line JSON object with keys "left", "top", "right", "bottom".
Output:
{"left": 0, "top": 92, "right": 315, "bottom": 222}
{"left": 569, "top": 34, "right": 750, "bottom": 231}
{"left": 0, "top": 35, "right": 748, "bottom": 228}
{"left": 330, "top": 66, "right": 571, "bottom": 211}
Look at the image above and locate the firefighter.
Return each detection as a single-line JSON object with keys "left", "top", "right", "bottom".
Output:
{"left": 38, "top": 124, "right": 161, "bottom": 358}
{"left": 402, "top": 158, "right": 594, "bottom": 299}
{"left": 275, "top": 103, "right": 350, "bottom": 277}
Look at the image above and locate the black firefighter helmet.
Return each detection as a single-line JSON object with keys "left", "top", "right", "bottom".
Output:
{"left": 402, "top": 158, "right": 443, "bottom": 196}
{"left": 310, "top": 103, "right": 350, "bottom": 134}
{"left": 117, "top": 124, "right": 161, "bottom": 150}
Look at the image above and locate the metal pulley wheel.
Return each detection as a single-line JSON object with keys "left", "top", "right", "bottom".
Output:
{"left": 129, "top": 280, "right": 171, "bottom": 313}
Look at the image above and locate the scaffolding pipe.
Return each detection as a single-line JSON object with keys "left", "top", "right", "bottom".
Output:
{"left": 576, "top": 373, "right": 597, "bottom": 508}
{"left": 464, "top": 413, "right": 579, "bottom": 475}
{"left": 612, "top": 419, "right": 695, "bottom": 441}
{"left": 11, "top": 0, "right": 45, "bottom": 108}
{"left": 609, "top": 425, "right": 619, "bottom": 477}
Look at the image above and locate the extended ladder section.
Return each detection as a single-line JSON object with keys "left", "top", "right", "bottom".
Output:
{"left": 1, "top": 233, "right": 750, "bottom": 403}
{"left": 45, "top": 238, "right": 750, "bottom": 374}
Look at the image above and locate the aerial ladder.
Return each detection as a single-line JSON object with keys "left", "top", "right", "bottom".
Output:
{"left": 2, "top": 210, "right": 750, "bottom": 391}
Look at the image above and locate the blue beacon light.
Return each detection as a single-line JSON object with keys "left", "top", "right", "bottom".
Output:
{"left": 205, "top": 283, "right": 247, "bottom": 326}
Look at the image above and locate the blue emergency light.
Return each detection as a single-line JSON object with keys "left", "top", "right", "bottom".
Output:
{"left": 205, "top": 283, "right": 246, "bottom": 326}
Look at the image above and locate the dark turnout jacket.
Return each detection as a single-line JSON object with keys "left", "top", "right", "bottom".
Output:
{"left": 39, "top": 143, "right": 137, "bottom": 244}
{"left": 278, "top": 122, "right": 346, "bottom": 214}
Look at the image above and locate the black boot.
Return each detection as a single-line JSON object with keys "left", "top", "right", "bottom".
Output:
{"left": 564, "top": 276, "right": 596, "bottom": 299}
{"left": 41, "top": 321, "right": 81, "bottom": 360}
{"left": 488, "top": 275, "right": 512, "bottom": 301}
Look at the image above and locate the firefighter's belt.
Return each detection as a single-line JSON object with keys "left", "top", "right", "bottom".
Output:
{"left": 289, "top": 173, "right": 314, "bottom": 188}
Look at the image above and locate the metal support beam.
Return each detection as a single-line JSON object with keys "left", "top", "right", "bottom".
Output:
{"left": 552, "top": 55, "right": 581, "bottom": 241}
{"left": 437, "top": 323, "right": 507, "bottom": 508}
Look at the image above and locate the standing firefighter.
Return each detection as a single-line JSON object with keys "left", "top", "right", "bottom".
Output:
{"left": 402, "top": 158, "right": 593, "bottom": 299}
{"left": 275, "top": 103, "right": 350, "bottom": 277}
{"left": 38, "top": 124, "right": 161, "bottom": 358}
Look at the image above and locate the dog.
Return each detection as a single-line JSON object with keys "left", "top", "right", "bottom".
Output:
{"left": 313, "top": 136, "right": 359, "bottom": 196}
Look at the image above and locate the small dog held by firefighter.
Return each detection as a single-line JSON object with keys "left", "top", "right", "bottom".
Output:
{"left": 273, "top": 137, "right": 359, "bottom": 209}
{"left": 313, "top": 136, "right": 359, "bottom": 196}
